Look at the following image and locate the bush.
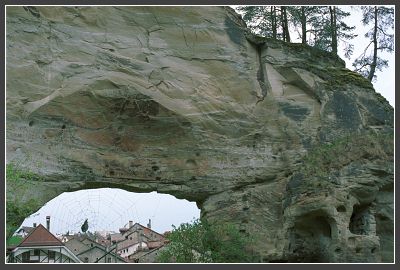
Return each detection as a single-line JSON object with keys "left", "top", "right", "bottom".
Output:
{"left": 157, "top": 219, "right": 256, "bottom": 263}
{"left": 6, "top": 163, "right": 41, "bottom": 239}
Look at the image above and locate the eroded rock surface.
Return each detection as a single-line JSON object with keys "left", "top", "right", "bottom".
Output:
{"left": 6, "top": 6, "right": 393, "bottom": 262}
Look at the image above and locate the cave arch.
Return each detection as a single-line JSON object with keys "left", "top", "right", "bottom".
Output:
{"left": 15, "top": 188, "right": 201, "bottom": 236}
{"left": 349, "top": 204, "right": 375, "bottom": 236}
{"left": 287, "top": 213, "right": 335, "bottom": 263}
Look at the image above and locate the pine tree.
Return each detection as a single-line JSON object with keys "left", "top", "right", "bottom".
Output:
{"left": 281, "top": 6, "right": 291, "bottom": 42}
{"left": 353, "top": 6, "right": 394, "bottom": 82}
{"left": 329, "top": 6, "right": 338, "bottom": 55}
{"left": 309, "top": 6, "right": 356, "bottom": 57}
{"left": 236, "top": 6, "right": 286, "bottom": 41}
{"left": 287, "top": 6, "right": 321, "bottom": 45}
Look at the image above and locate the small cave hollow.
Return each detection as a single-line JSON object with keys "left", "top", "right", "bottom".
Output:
{"left": 336, "top": 205, "right": 346, "bottom": 212}
{"left": 349, "top": 204, "right": 375, "bottom": 235}
{"left": 287, "top": 213, "right": 334, "bottom": 262}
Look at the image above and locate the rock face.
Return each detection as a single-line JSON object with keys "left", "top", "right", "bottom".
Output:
{"left": 6, "top": 6, "right": 394, "bottom": 262}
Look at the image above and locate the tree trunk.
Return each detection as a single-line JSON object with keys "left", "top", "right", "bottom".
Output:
{"left": 280, "top": 6, "right": 285, "bottom": 41}
{"left": 301, "top": 6, "right": 307, "bottom": 44}
{"left": 368, "top": 6, "right": 378, "bottom": 82}
{"left": 330, "top": 6, "right": 338, "bottom": 55}
{"left": 271, "top": 6, "right": 277, "bottom": 39}
{"left": 281, "top": 6, "right": 290, "bottom": 42}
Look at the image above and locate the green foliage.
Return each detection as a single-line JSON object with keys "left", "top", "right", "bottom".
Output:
{"left": 308, "top": 6, "right": 356, "bottom": 56}
{"left": 6, "top": 235, "right": 24, "bottom": 247}
{"left": 6, "top": 163, "right": 41, "bottom": 183}
{"left": 157, "top": 219, "right": 256, "bottom": 263}
{"left": 6, "top": 163, "right": 42, "bottom": 239}
{"left": 236, "top": 6, "right": 355, "bottom": 58}
{"left": 6, "top": 199, "right": 40, "bottom": 238}
{"left": 237, "top": 6, "right": 277, "bottom": 38}
{"left": 301, "top": 131, "right": 393, "bottom": 178}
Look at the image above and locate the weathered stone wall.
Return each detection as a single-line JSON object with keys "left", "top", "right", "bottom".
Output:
{"left": 6, "top": 6, "right": 393, "bottom": 262}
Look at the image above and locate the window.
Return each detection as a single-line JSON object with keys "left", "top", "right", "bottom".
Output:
{"left": 91, "top": 243, "right": 93, "bottom": 247}
{"left": 33, "top": 249, "right": 40, "bottom": 256}
{"left": 22, "top": 251, "right": 30, "bottom": 262}
{"left": 108, "top": 258, "right": 112, "bottom": 263}
{"left": 48, "top": 251, "right": 56, "bottom": 260}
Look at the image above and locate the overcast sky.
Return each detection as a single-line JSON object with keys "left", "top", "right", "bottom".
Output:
{"left": 17, "top": 6, "right": 395, "bottom": 236}
{"left": 340, "top": 6, "right": 394, "bottom": 106}
{"left": 20, "top": 189, "right": 200, "bottom": 235}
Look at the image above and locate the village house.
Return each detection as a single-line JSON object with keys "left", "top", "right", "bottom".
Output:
{"left": 129, "top": 245, "right": 167, "bottom": 263}
{"left": 113, "top": 220, "right": 166, "bottom": 262}
{"left": 75, "top": 245, "right": 126, "bottom": 263}
{"left": 15, "top": 226, "right": 35, "bottom": 238}
{"left": 65, "top": 233, "right": 125, "bottom": 263}
{"left": 109, "top": 232, "right": 125, "bottom": 244}
{"left": 7, "top": 220, "right": 81, "bottom": 263}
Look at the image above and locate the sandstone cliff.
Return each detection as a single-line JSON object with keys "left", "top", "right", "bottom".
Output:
{"left": 6, "top": 6, "right": 393, "bottom": 262}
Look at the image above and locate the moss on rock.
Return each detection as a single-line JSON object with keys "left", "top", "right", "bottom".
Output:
{"left": 301, "top": 131, "right": 393, "bottom": 178}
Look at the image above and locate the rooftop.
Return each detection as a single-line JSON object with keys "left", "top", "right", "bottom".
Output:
{"left": 18, "top": 224, "right": 64, "bottom": 247}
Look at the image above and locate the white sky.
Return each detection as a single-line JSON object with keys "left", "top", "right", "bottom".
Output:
{"left": 16, "top": 6, "right": 395, "bottom": 236}
{"left": 20, "top": 189, "right": 200, "bottom": 235}
{"left": 340, "top": 6, "right": 394, "bottom": 106}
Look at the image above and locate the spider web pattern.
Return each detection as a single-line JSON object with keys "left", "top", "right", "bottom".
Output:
{"left": 18, "top": 188, "right": 200, "bottom": 235}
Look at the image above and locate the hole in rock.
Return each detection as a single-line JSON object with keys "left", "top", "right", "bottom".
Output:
{"left": 287, "top": 213, "right": 334, "bottom": 262}
{"left": 28, "top": 120, "right": 34, "bottom": 127}
{"left": 349, "top": 204, "right": 374, "bottom": 235}
{"left": 186, "top": 159, "right": 197, "bottom": 167}
{"left": 15, "top": 188, "right": 200, "bottom": 257}
{"left": 61, "top": 124, "right": 66, "bottom": 129}
{"left": 336, "top": 205, "right": 346, "bottom": 212}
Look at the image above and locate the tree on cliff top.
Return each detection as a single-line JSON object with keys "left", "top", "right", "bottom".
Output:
{"left": 236, "top": 6, "right": 356, "bottom": 58}
{"left": 157, "top": 219, "right": 256, "bottom": 263}
{"left": 352, "top": 6, "right": 394, "bottom": 82}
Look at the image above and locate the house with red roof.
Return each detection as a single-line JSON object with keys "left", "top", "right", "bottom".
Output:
{"left": 7, "top": 224, "right": 81, "bottom": 263}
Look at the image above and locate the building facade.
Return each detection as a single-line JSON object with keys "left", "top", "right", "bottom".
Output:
{"left": 8, "top": 224, "right": 81, "bottom": 263}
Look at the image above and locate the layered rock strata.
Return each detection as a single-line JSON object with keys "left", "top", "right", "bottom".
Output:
{"left": 6, "top": 6, "right": 393, "bottom": 262}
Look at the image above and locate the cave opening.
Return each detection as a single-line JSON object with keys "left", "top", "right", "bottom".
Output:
{"left": 287, "top": 213, "right": 333, "bottom": 262}
{"left": 12, "top": 188, "right": 200, "bottom": 245}
{"left": 349, "top": 204, "right": 374, "bottom": 235}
